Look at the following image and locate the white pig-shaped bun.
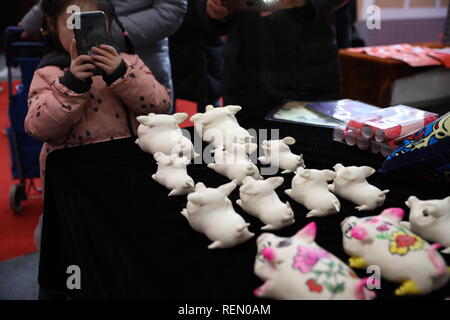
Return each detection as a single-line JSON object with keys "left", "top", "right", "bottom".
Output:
{"left": 237, "top": 176, "right": 295, "bottom": 230}
{"left": 253, "top": 222, "right": 376, "bottom": 300}
{"left": 341, "top": 208, "right": 449, "bottom": 295}
{"left": 208, "top": 142, "right": 262, "bottom": 185}
{"left": 285, "top": 168, "right": 341, "bottom": 218}
{"left": 190, "top": 105, "right": 253, "bottom": 147}
{"left": 258, "top": 137, "right": 305, "bottom": 174}
{"left": 152, "top": 152, "right": 195, "bottom": 196}
{"left": 136, "top": 113, "right": 198, "bottom": 159}
{"left": 329, "top": 163, "right": 389, "bottom": 211}
{"left": 401, "top": 196, "right": 450, "bottom": 253}
{"left": 181, "top": 181, "right": 254, "bottom": 249}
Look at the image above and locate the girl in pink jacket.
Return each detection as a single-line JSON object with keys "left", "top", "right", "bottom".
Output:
{"left": 25, "top": 0, "right": 171, "bottom": 179}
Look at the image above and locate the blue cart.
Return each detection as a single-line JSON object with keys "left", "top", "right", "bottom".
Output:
{"left": 3, "top": 26, "right": 46, "bottom": 213}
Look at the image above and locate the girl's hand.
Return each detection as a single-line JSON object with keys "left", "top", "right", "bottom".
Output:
{"left": 91, "top": 45, "right": 122, "bottom": 76}
{"left": 69, "top": 39, "right": 96, "bottom": 81}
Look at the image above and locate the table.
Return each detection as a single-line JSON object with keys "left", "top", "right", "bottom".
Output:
{"left": 339, "top": 42, "right": 449, "bottom": 109}
{"left": 38, "top": 124, "right": 450, "bottom": 300}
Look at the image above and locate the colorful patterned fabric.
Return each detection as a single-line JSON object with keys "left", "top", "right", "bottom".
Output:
{"left": 380, "top": 113, "right": 450, "bottom": 179}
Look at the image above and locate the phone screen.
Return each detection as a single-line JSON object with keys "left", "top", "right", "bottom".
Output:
{"left": 73, "top": 11, "right": 108, "bottom": 56}
{"left": 73, "top": 11, "right": 109, "bottom": 75}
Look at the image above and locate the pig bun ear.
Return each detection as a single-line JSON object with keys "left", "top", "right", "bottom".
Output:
{"left": 205, "top": 105, "right": 215, "bottom": 112}
{"left": 173, "top": 112, "right": 188, "bottom": 124}
{"left": 295, "top": 222, "right": 317, "bottom": 243}
{"left": 141, "top": 114, "right": 159, "bottom": 127}
{"left": 351, "top": 225, "right": 372, "bottom": 243}
{"left": 428, "top": 207, "right": 444, "bottom": 218}
{"left": 153, "top": 152, "right": 164, "bottom": 162}
{"left": 405, "top": 196, "right": 419, "bottom": 208}
{"left": 195, "top": 182, "right": 207, "bottom": 192}
{"left": 245, "top": 143, "right": 258, "bottom": 155}
{"left": 362, "top": 166, "right": 376, "bottom": 177}
{"left": 444, "top": 196, "right": 450, "bottom": 205}
{"left": 226, "top": 105, "right": 242, "bottom": 115}
{"left": 136, "top": 116, "right": 150, "bottom": 126}
{"left": 190, "top": 113, "right": 204, "bottom": 122}
{"left": 282, "top": 137, "right": 296, "bottom": 145}
{"left": 338, "top": 167, "right": 356, "bottom": 182}
{"left": 323, "top": 169, "right": 337, "bottom": 181}
{"left": 153, "top": 152, "right": 173, "bottom": 166}
{"left": 380, "top": 208, "right": 405, "bottom": 223}
{"left": 218, "top": 181, "right": 237, "bottom": 196}
{"left": 297, "top": 168, "right": 310, "bottom": 179}
{"left": 153, "top": 152, "right": 163, "bottom": 161}
{"left": 333, "top": 163, "right": 344, "bottom": 172}
{"left": 145, "top": 112, "right": 156, "bottom": 121}
{"left": 266, "top": 177, "right": 284, "bottom": 189}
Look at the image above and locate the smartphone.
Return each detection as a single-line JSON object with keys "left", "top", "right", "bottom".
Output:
{"left": 73, "top": 11, "right": 109, "bottom": 75}
{"left": 221, "top": 0, "right": 281, "bottom": 11}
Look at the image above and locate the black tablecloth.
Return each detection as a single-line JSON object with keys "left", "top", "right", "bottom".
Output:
{"left": 38, "top": 123, "right": 450, "bottom": 300}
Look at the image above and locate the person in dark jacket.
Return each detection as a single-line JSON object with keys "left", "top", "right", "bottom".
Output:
{"left": 169, "top": 0, "right": 224, "bottom": 112}
{"left": 207, "top": 0, "right": 344, "bottom": 128}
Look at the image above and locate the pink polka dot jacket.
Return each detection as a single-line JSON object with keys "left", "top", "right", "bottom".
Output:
{"left": 25, "top": 52, "right": 171, "bottom": 180}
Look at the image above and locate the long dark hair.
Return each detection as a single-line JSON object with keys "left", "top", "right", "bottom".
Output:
{"left": 41, "top": 0, "right": 134, "bottom": 53}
